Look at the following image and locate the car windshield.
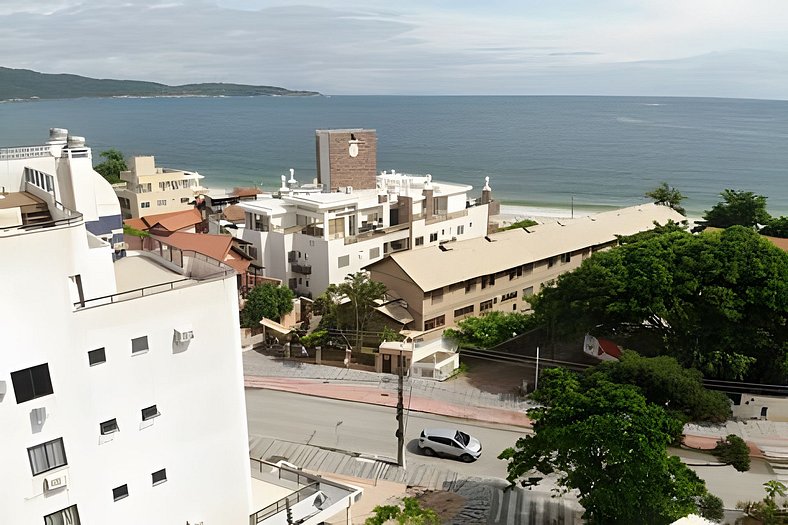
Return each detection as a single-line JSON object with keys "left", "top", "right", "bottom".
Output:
{"left": 455, "top": 431, "right": 471, "bottom": 446}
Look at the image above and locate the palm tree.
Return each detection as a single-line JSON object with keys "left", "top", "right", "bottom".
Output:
{"left": 338, "top": 272, "right": 387, "bottom": 355}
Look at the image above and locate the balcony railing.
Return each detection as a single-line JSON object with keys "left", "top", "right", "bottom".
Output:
{"left": 291, "top": 263, "right": 312, "bottom": 275}
{"left": 344, "top": 222, "right": 409, "bottom": 245}
{"left": 425, "top": 209, "right": 468, "bottom": 225}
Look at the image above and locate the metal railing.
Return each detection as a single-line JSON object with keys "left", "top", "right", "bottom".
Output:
{"left": 0, "top": 198, "right": 83, "bottom": 235}
{"left": 0, "top": 145, "right": 52, "bottom": 160}
{"left": 249, "top": 459, "right": 321, "bottom": 524}
{"left": 425, "top": 208, "right": 468, "bottom": 225}
{"left": 74, "top": 241, "right": 234, "bottom": 309}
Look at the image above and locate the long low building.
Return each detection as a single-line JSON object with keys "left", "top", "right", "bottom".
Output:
{"left": 366, "top": 203, "right": 685, "bottom": 332}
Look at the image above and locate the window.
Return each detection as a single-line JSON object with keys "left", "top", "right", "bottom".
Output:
{"left": 44, "top": 505, "right": 81, "bottom": 525}
{"left": 454, "top": 305, "right": 474, "bottom": 318}
{"left": 28, "top": 438, "right": 67, "bottom": 475}
{"left": 522, "top": 263, "right": 533, "bottom": 275}
{"left": 424, "top": 315, "right": 445, "bottom": 330}
{"left": 369, "top": 247, "right": 380, "bottom": 259}
{"left": 548, "top": 256, "right": 556, "bottom": 268}
{"left": 480, "top": 299, "right": 493, "bottom": 313}
{"left": 501, "top": 291, "right": 518, "bottom": 302}
{"left": 100, "top": 419, "right": 119, "bottom": 435}
{"left": 464, "top": 279, "right": 475, "bottom": 293}
{"left": 152, "top": 469, "right": 167, "bottom": 486}
{"left": 11, "top": 364, "right": 53, "bottom": 404}
{"left": 457, "top": 225, "right": 464, "bottom": 235}
{"left": 338, "top": 255, "right": 350, "bottom": 268}
{"left": 140, "top": 201, "right": 150, "bottom": 209}
{"left": 481, "top": 274, "right": 495, "bottom": 289}
{"left": 429, "top": 232, "right": 438, "bottom": 242}
{"left": 141, "top": 405, "right": 160, "bottom": 421}
{"left": 113, "top": 484, "right": 129, "bottom": 501}
{"left": 523, "top": 286, "right": 534, "bottom": 297}
{"left": 431, "top": 288, "right": 444, "bottom": 304}
{"left": 415, "top": 236, "right": 424, "bottom": 246}
{"left": 509, "top": 270, "right": 516, "bottom": 281}
{"left": 561, "top": 252, "right": 572, "bottom": 263}
{"left": 131, "top": 336, "right": 148, "bottom": 355}
{"left": 156, "top": 199, "right": 167, "bottom": 206}
{"left": 88, "top": 348, "right": 106, "bottom": 366}
{"left": 180, "top": 197, "right": 190, "bottom": 203}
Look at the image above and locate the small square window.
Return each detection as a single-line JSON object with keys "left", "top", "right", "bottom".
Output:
{"left": 113, "top": 484, "right": 129, "bottom": 501}
{"left": 100, "top": 418, "right": 119, "bottom": 435}
{"left": 415, "top": 236, "right": 424, "bottom": 246}
{"left": 131, "top": 336, "right": 148, "bottom": 355}
{"left": 152, "top": 468, "right": 167, "bottom": 486}
{"left": 88, "top": 348, "right": 106, "bottom": 366}
{"left": 141, "top": 405, "right": 160, "bottom": 421}
{"left": 338, "top": 255, "right": 350, "bottom": 268}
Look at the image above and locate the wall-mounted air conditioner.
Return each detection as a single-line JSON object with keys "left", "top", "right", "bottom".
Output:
{"left": 174, "top": 329, "right": 194, "bottom": 343}
{"left": 44, "top": 472, "right": 68, "bottom": 491}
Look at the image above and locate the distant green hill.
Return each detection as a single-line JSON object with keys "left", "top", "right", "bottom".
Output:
{"left": 0, "top": 67, "right": 320, "bottom": 100}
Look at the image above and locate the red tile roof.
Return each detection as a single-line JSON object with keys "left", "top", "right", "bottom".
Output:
{"left": 151, "top": 231, "right": 251, "bottom": 274}
{"left": 123, "top": 208, "right": 202, "bottom": 232}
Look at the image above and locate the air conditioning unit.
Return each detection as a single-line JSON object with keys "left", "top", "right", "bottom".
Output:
{"left": 113, "top": 242, "right": 129, "bottom": 251}
{"left": 174, "top": 329, "right": 194, "bottom": 343}
{"left": 44, "top": 472, "right": 68, "bottom": 492}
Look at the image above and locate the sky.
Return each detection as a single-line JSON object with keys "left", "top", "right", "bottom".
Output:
{"left": 3, "top": 0, "right": 788, "bottom": 98}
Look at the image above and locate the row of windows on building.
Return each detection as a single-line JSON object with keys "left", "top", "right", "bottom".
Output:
{"left": 28, "top": 403, "right": 160, "bottom": 477}
{"left": 136, "top": 197, "right": 191, "bottom": 209}
{"left": 10, "top": 336, "right": 157, "bottom": 406}
{"left": 415, "top": 224, "right": 468, "bottom": 247}
{"left": 423, "top": 286, "right": 538, "bottom": 329}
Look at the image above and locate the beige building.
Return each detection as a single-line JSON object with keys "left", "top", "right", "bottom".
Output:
{"left": 367, "top": 203, "right": 685, "bottom": 332}
{"left": 115, "top": 156, "right": 204, "bottom": 219}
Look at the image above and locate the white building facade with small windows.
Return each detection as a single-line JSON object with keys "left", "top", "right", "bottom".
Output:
{"left": 0, "top": 130, "right": 253, "bottom": 524}
{"left": 237, "top": 170, "right": 492, "bottom": 297}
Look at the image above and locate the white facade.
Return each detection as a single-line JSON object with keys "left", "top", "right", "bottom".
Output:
{"left": 0, "top": 130, "right": 253, "bottom": 524}
{"left": 238, "top": 170, "right": 491, "bottom": 296}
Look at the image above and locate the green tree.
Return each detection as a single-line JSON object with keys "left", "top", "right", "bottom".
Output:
{"left": 585, "top": 351, "right": 731, "bottom": 423}
{"left": 443, "top": 311, "right": 537, "bottom": 348}
{"left": 697, "top": 493, "right": 725, "bottom": 523}
{"left": 711, "top": 434, "right": 750, "bottom": 472}
{"left": 314, "top": 283, "right": 343, "bottom": 329}
{"left": 93, "top": 148, "right": 127, "bottom": 184}
{"left": 365, "top": 497, "right": 440, "bottom": 525}
{"left": 703, "top": 189, "right": 771, "bottom": 228}
{"left": 499, "top": 368, "right": 716, "bottom": 525}
{"left": 338, "top": 272, "right": 387, "bottom": 352}
{"left": 761, "top": 216, "right": 788, "bottom": 238}
{"left": 646, "top": 182, "right": 687, "bottom": 215}
{"left": 533, "top": 226, "right": 788, "bottom": 383}
{"left": 240, "top": 283, "right": 294, "bottom": 328}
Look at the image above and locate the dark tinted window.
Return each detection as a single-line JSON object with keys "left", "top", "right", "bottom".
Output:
{"left": 88, "top": 348, "right": 106, "bottom": 366}
{"left": 100, "top": 419, "right": 119, "bottom": 435}
{"left": 11, "top": 364, "right": 53, "bottom": 404}
{"left": 455, "top": 431, "right": 471, "bottom": 446}
{"left": 152, "top": 469, "right": 167, "bottom": 485}
{"left": 141, "top": 405, "right": 160, "bottom": 421}
{"left": 113, "top": 484, "right": 128, "bottom": 501}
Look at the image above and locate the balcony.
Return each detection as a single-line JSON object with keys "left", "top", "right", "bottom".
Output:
{"left": 425, "top": 208, "right": 468, "bottom": 225}
{"left": 344, "top": 222, "right": 409, "bottom": 245}
{"left": 249, "top": 458, "right": 361, "bottom": 525}
{"left": 291, "top": 262, "right": 312, "bottom": 275}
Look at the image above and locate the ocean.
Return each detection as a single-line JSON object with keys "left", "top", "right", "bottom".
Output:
{"left": 1, "top": 95, "right": 787, "bottom": 216}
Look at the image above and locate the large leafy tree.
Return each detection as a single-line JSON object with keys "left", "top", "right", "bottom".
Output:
{"left": 645, "top": 182, "right": 686, "bottom": 215}
{"left": 703, "top": 189, "right": 770, "bottom": 228}
{"left": 444, "top": 311, "right": 537, "bottom": 348}
{"left": 339, "top": 272, "right": 387, "bottom": 352}
{"left": 499, "top": 368, "right": 717, "bottom": 525}
{"left": 365, "top": 497, "right": 440, "bottom": 525}
{"left": 761, "top": 216, "right": 788, "bottom": 238}
{"left": 585, "top": 351, "right": 731, "bottom": 423}
{"left": 240, "top": 283, "right": 294, "bottom": 328}
{"left": 93, "top": 148, "right": 127, "bottom": 184}
{"left": 534, "top": 226, "right": 788, "bottom": 383}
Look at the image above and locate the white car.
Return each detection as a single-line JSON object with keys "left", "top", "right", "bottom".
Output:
{"left": 418, "top": 428, "right": 482, "bottom": 462}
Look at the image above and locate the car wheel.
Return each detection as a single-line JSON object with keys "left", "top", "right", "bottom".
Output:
{"left": 422, "top": 447, "right": 435, "bottom": 457}
{"left": 460, "top": 454, "right": 474, "bottom": 463}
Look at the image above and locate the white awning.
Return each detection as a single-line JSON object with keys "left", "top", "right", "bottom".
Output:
{"left": 259, "top": 317, "right": 292, "bottom": 335}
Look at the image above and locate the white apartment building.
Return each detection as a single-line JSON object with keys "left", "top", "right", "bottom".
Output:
{"left": 0, "top": 129, "right": 361, "bottom": 525}
{"left": 115, "top": 155, "right": 204, "bottom": 219}
{"left": 237, "top": 169, "right": 493, "bottom": 297}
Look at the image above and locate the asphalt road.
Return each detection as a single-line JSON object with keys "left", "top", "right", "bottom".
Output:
{"left": 245, "top": 388, "right": 529, "bottom": 479}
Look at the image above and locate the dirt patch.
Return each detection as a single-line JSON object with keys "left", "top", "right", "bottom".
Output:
{"left": 455, "top": 356, "right": 532, "bottom": 396}
{"left": 413, "top": 489, "right": 467, "bottom": 524}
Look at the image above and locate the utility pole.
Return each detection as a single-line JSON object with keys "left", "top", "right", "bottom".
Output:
{"left": 534, "top": 345, "right": 540, "bottom": 391}
{"left": 571, "top": 195, "right": 574, "bottom": 219}
{"left": 396, "top": 347, "right": 405, "bottom": 466}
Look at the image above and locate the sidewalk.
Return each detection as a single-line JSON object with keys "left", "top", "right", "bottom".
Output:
{"left": 243, "top": 350, "right": 788, "bottom": 459}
